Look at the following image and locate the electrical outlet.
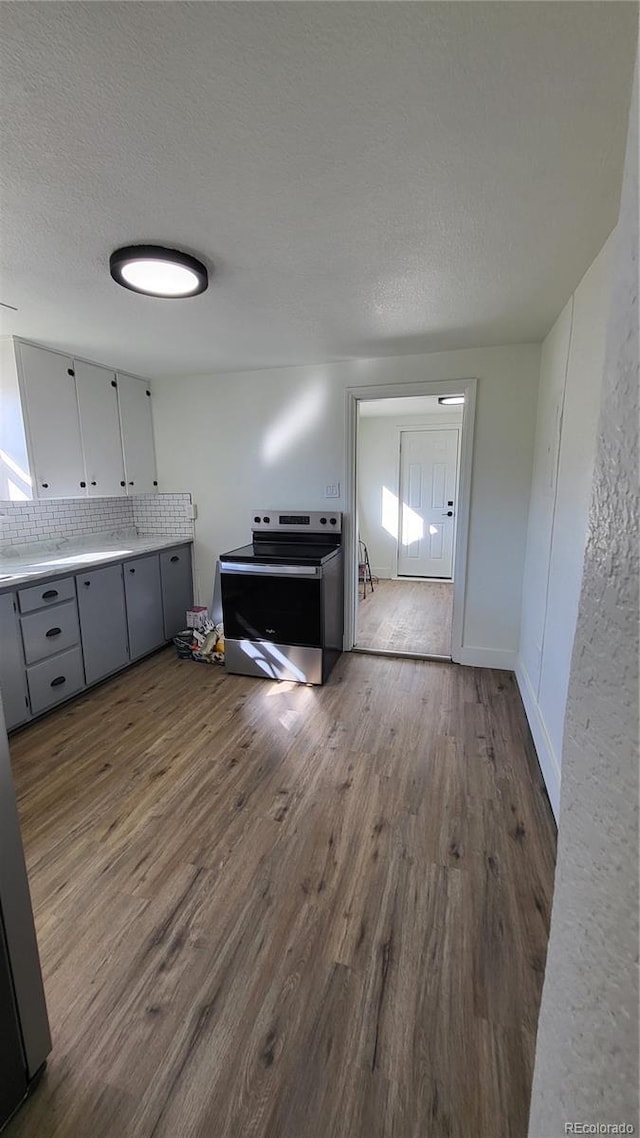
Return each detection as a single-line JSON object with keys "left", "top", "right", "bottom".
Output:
{"left": 325, "top": 482, "right": 340, "bottom": 498}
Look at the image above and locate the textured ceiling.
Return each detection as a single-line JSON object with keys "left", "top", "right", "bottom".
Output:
{"left": 0, "top": 2, "right": 636, "bottom": 378}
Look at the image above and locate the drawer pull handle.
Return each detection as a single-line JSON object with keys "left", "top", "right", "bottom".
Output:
{"left": 42, "top": 589, "right": 58, "bottom": 599}
{"left": 170, "top": 555, "right": 179, "bottom": 563}
{"left": 50, "top": 676, "right": 66, "bottom": 688}
{"left": 129, "top": 568, "right": 135, "bottom": 574}
{"left": 83, "top": 580, "right": 91, "bottom": 587}
{"left": 46, "top": 627, "right": 62, "bottom": 638}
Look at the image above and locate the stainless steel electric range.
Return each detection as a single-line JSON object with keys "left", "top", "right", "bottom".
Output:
{"left": 220, "top": 511, "right": 344, "bottom": 685}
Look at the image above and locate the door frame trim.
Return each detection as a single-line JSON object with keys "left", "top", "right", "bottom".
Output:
{"left": 344, "top": 377, "right": 477, "bottom": 662}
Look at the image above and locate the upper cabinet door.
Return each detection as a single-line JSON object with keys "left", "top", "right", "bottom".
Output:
{"left": 75, "top": 361, "right": 126, "bottom": 497}
{"left": 17, "top": 343, "right": 85, "bottom": 498}
{"left": 117, "top": 374, "right": 158, "bottom": 495}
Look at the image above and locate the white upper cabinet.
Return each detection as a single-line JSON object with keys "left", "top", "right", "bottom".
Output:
{"left": 75, "top": 361, "right": 126, "bottom": 497}
{"left": 0, "top": 339, "right": 157, "bottom": 500}
{"left": 117, "top": 373, "right": 158, "bottom": 495}
{"left": 17, "top": 342, "right": 85, "bottom": 498}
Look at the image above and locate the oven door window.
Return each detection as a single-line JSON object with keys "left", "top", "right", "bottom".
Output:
{"left": 222, "top": 574, "right": 322, "bottom": 647}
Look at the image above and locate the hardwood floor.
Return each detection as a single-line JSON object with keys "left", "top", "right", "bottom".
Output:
{"left": 6, "top": 648, "right": 556, "bottom": 1138}
{"left": 356, "top": 578, "right": 454, "bottom": 655}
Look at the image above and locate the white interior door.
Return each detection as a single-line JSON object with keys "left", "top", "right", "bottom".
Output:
{"left": 398, "top": 428, "right": 459, "bottom": 578}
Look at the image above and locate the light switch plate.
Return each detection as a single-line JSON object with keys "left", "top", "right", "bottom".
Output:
{"left": 325, "top": 482, "right": 340, "bottom": 498}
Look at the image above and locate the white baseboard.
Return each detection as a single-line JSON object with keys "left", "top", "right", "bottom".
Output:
{"left": 371, "top": 566, "right": 392, "bottom": 579}
{"left": 515, "top": 658, "right": 561, "bottom": 823}
{"left": 454, "top": 646, "right": 517, "bottom": 670}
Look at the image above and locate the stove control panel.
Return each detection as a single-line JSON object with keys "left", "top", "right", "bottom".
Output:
{"left": 251, "top": 511, "right": 342, "bottom": 535}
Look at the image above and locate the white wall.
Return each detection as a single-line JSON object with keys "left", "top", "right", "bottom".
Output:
{"left": 152, "top": 344, "right": 539, "bottom": 666}
{"left": 517, "top": 234, "right": 615, "bottom": 818}
{"left": 528, "top": 50, "right": 638, "bottom": 1135}
{"left": 357, "top": 409, "right": 463, "bottom": 578}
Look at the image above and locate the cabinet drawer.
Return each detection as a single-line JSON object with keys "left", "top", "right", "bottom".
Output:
{"left": 21, "top": 601, "right": 80, "bottom": 665}
{"left": 18, "top": 576, "right": 76, "bottom": 614}
{"left": 26, "top": 647, "right": 85, "bottom": 715}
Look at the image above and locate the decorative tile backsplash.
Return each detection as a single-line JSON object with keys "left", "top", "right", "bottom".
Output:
{"left": 0, "top": 493, "right": 194, "bottom": 549}
{"left": 131, "top": 493, "right": 194, "bottom": 539}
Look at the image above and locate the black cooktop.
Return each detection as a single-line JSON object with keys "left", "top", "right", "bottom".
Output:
{"left": 221, "top": 542, "right": 341, "bottom": 567}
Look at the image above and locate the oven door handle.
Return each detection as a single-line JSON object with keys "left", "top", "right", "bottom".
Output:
{"left": 221, "top": 561, "right": 321, "bottom": 577}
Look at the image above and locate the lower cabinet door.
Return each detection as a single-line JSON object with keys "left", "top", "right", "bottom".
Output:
{"left": 0, "top": 594, "right": 30, "bottom": 730}
{"left": 160, "top": 546, "right": 193, "bottom": 640}
{"left": 26, "top": 648, "right": 85, "bottom": 715}
{"left": 77, "top": 564, "right": 129, "bottom": 685}
{"left": 124, "top": 554, "right": 165, "bottom": 660}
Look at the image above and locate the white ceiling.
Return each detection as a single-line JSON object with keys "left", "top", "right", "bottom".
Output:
{"left": 360, "top": 396, "right": 463, "bottom": 418}
{"left": 0, "top": 2, "right": 636, "bottom": 378}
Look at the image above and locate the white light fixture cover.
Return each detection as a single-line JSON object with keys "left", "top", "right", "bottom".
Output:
{"left": 438, "top": 395, "right": 465, "bottom": 405}
{"left": 110, "top": 244, "right": 208, "bottom": 298}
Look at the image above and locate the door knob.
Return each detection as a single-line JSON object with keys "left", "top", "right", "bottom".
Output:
{"left": 444, "top": 511, "right": 454, "bottom": 517}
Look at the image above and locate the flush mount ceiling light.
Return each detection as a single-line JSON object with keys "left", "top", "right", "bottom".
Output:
{"left": 438, "top": 395, "right": 465, "bottom": 405}
{"left": 109, "top": 245, "right": 208, "bottom": 298}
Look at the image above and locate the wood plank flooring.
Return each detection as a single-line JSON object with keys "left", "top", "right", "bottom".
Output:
{"left": 6, "top": 648, "right": 556, "bottom": 1138}
{"left": 357, "top": 578, "right": 454, "bottom": 655}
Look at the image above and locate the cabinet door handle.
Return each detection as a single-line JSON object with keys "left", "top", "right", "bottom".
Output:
{"left": 42, "top": 589, "right": 58, "bottom": 599}
{"left": 120, "top": 481, "right": 126, "bottom": 487}
{"left": 67, "top": 368, "right": 75, "bottom": 377}
{"left": 50, "top": 676, "right": 66, "bottom": 688}
{"left": 80, "top": 481, "right": 86, "bottom": 488}
{"left": 45, "top": 627, "right": 62, "bottom": 638}
{"left": 170, "top": 555, "right": 179, "bottom": 563}
{"left": 90, "top": 481, "right": 97, "bottom": 486}
{"left": 129, "top": 568, "right": 135, "bottom": 574}
{"left": 41, "top": 482, "right": 49, "bottom": 489}
{"left": 153, "top": 480, "right": 158, "bottom": 487}
{"left": 83, "top": 581, "right": 91, "bottom": 587}
{"left": 128, "top": 481, "right": 134, "bottom": 486}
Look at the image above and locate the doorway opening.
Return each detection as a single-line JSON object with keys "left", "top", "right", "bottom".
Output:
{"left": 344, "top": 380, "right": 476, "bottom": 662}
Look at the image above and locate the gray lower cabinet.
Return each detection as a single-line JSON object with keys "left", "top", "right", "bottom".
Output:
{"left": 0, "top": 594, "right": 30, "bottom": 730}
{"left": 18, "top": 576, "right": 76, "bottom": 614}
{"left": 21, "top": 600, "right": 80, "bottom": 665}
{"left": 26, "top": 647, "right": 85, "bottom": 716}
{"left": 124, "top": 554, "right": 165, "bottom": 661}
{"left": 160, "top": 546, "right": 193, "bottom": 639}
{"left": 2, "top": 542, "right": 192, "bottom": 728}
{"left": 76, "top": 564, "right": 129, "bottom": 685}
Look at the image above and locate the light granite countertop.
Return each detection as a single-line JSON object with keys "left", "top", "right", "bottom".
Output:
{"left": 0, "top": 530, "right": 193, "bottom": 589}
